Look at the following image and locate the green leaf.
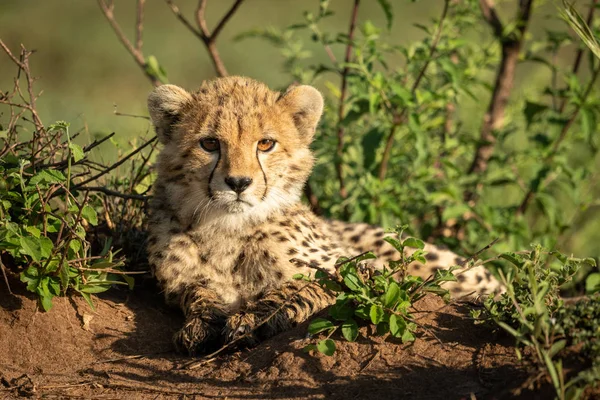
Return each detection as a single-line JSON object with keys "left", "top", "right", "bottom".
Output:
{"left": 39, "top": 236, "right": 53, "bottom": 259}
{"left": 548, "top": 339, "right": 567, "bottom": 358}
{"left": 39, "top": 294, "right": 54, "bottom": 311}
{"left": 80, "top": 291, "right": 96, "bottom": 311}
{"left": 308, "top": 318, "right": 335, "bottom": 334}
{"left": 19, "top": 236, "right": 43, "bottom": 261}
{"left": 20, "top": 266, "right": 40, "bottom": 291}
{"left": 317, "top": 339, "right": 336, "bottom": 356}
{"left": 389, "top": 314, "right": 406, "bottom": 338}
{"left": 402, "top": 237, "right": 425, "bottom": 250}
{"left": 383, "top": 236, "right": 403, "bottom": 253}
{"left": 81, "top": 205, "right": 98, "bottom": 226}
{"left": 376, "top": 0, "right": 393, "bottom": 30}
{"left": 401, "top": 326, "right": 416, "bottom": 343}
{"left": 69, "top": 143, "right": 85, "bottom": 162}
{"left": 434, "top": 268, "right": 457, "bottom": 282}
{"left": 369, "top": 304, "right": 385, "bottom": 325}
{"left": 341, "top": 319, "right": 359, "bottom": 342}
{"left": 585, "top": 273, "right": 600, "bottom": 294}
{"left": 383, "top": 281, "right": 400, "bottom": 308}
{"left": 25, "top": 226, "right": 41, "bottom": 238}
{"left": 80, "top": 284, "right": 111, "bottom": 294}
{"left": 145, "top": 55, "right": 169, "bottom": 84}
{"left": 329, "top": 298, "right": 354, "bottom": 321}
{"left": 343, "top": 271, "right": 363, "bottom": 292}
{"left": 29, "top": 169, "right": 66, "bottom": 186}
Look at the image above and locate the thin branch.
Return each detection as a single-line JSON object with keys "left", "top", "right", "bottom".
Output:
{"left": 517, "top": 64, "right": 600, "bottom": 215}
{"left": 335, "top": 0, "right": 360, "bottom": 200}
{"left": 165, "top": 0, "right": 245, "bottom": 77}
{"left": 72, "top": 136, "right": 158, "bottom": 189}
{"left": 378, "top": 0, "right": 450, "bottom": 181}
{"left": 210, "top": 0, "right": 244, "bottom": 41}
{"left": 97, "top": 0, "right": 160, "bottom": 87}
{"left": 164, "top": 0, "right": 205, "bottom": 41}
{"left": 81, "top": 186, "right": 150, "bottom": 202}
{"left": 135, "top": 0, "right": 146, "bottom": 52}
{"left": 0, "top": 258, "right": 12, "bottom": 295}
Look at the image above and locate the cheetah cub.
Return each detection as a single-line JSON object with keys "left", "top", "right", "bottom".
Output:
{"left": 146, "top": 77, "right": 501, "bottom": 354}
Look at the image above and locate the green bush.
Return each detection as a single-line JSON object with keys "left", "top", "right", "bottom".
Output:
{"left": 0, "top": 45, "right": 152, "bottom": 310}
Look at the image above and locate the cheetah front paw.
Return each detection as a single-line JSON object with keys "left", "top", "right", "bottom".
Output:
{"left": 173, "top": 315, "right": 219, "bottom": 355}
{"left": 223, "top": 312, "right": 261, "bottom": 348}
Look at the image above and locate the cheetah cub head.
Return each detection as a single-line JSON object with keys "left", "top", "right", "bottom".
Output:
{"left": 148, "top": 77, "right": 323, "bottom": 228}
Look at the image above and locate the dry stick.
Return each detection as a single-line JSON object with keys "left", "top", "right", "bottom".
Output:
{"left": 558, "top": 0, "right": 598, "bottom": 113}
{"left": 0, "top": 42, "right": 45, "bottom": 167}
{"left": 81, "top": 186, "right": 149, "bottom": 201}
{"left": 135, "top": 0, "right": 145, "bottom": 53}
{"left": 466, "top": 0, "right": 533, "bottom": 178}
{"left": 378, "top": 0, "right": 450, "bottom": 180}
{"left": 164, "top": 0, "right": 245, "bottom": 77}
{"left": 0, "top": 258, "right": 12, "bottom": 295}
{"left": 517, "top": 65, "right": 600, "bottom": 215}
{"left": 72, "top": 136, "right": 157, "bottom": 189}
{"left": 335, "top": 0, "right": 360, "bottom": 200}
{"left": 97, "top": 0, "right": 161, "bottom": 87}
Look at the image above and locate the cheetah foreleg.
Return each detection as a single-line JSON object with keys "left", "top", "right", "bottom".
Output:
{"left": 174, "top": 284, "right": 229, "bottom": 354}
{"left": 223, "top": 280, "right": 334, "bottom": 347}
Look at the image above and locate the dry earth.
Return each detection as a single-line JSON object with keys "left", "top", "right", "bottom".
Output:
{"left": 0, "top": 274, "right": 556, "bottom": 400}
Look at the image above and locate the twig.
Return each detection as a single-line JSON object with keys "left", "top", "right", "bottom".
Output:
{"left": 378, "top": 0, "right": 450, "bottom": 180}
{"left": 81, "top": 186, "right": 150, "bottom": 201}
{"left": 72, "top": 136, "right": 158, "bottom": 189}
{"left": 0, "top": 258, "right": 12, "bottom": 295}
{"left": 97, "top": 0, "right": 161, "bottom": 86}
{"left": 517, "top": 64, "right": 600, "bottom": 215}
{"left": 135, "top": 0, "right": 145, "bottom": 52}
{"left": 335, "top": 0, "right": 360, "bottom": 200}
{"left": 164, "top": 0, "right": 246, "bottom": 77}
{"left": 359, "top": 350, "right": 380, "bottom": 372}
{"left": 94, "top": 351, "right": 171, "bottom": 364}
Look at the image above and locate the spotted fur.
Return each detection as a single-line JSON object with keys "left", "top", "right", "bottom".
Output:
{"left": 146, "top": 77, "right": 502, "bottom": 354}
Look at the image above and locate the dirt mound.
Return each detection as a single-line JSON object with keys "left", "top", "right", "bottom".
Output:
{"left": 1, "top": 276, "right": 534, "bottom": 399}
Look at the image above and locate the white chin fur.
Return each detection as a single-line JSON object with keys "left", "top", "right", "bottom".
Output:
{"left": 187, "top": 186, "right": 301, "bottom": 231}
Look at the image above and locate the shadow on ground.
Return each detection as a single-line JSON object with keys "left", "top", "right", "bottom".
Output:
{"left": 1, "top": 278, "right": 540, "bottom": 399}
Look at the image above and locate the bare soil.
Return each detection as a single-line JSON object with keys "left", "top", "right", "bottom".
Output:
{"left": 0, "top": 275, "right": 552, "bottom": 400}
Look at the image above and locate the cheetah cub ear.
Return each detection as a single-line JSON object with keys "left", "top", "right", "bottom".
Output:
{"left": 277, "top": 85, "right": 324, "bottom": 142}
{"left": 147, "top": 84, "right": 193, "bottom": 144}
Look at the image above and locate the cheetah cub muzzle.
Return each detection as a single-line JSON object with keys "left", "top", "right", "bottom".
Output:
{"left": 145, "top": 76, "right": 502, "bottom": 355}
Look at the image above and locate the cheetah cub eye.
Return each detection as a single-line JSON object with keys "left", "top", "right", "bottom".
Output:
{"left": 200, "top": 138, "right": 220, "bottom": 153}
{"left": 257, "top": 139, "right": 276, "bottom": 152}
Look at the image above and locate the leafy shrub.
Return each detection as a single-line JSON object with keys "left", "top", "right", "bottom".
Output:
{"left": 0, "top": 45, "right": 151, "bottom": 310}
{"left": 296, "top": 226, "right": 460, "bottom": 355}
{"left": 473, "top": 247, "right": 597, "bottom": 399}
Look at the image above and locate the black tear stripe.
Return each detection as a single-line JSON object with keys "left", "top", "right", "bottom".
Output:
{"left": 238, "top": 116, "right": 244, "bottom": 140}
{"left": 256, "top": 147, "right": 268, "bottom": 200}
{"left": 207, "top": 151, "right": 221, "bottom": 199}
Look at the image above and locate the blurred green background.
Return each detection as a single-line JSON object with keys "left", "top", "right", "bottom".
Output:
{"left": 1, "top": 0, "right": 598, "bottom": 260}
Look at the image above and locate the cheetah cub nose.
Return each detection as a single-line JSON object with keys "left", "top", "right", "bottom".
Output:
{"left": 225, "top": 176, "right": 253, "bottom": 193}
